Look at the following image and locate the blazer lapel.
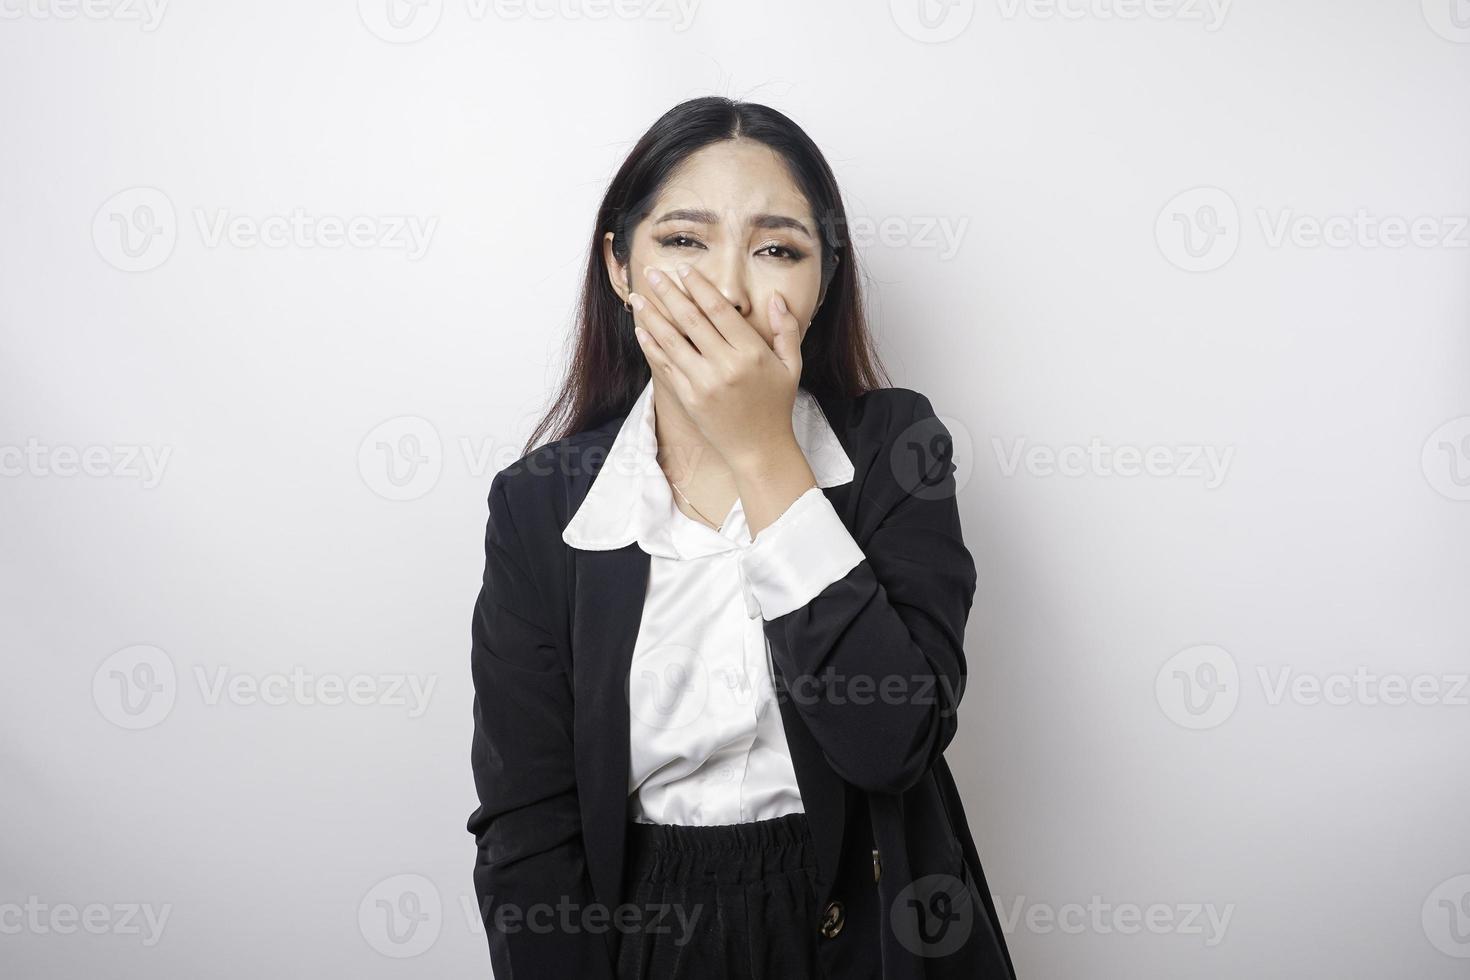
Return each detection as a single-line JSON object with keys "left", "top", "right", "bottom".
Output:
{"left": 571, "top": 542, "right": 648, "bottom": 912}
{"left": 776, "top": 668, "right": 847, "bottom": 899}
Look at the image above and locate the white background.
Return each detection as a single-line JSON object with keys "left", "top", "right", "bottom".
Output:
{"left": 2, "top": 1, "right": 1469, "bottom": 977}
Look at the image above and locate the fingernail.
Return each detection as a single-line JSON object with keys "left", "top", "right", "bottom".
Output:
{"left": 644, "top": 267, "right": 663, "bottom": 285}
{"left": 772, "top": 292, "right": 787, "bottom": 314}
{"left": 675, "top": 263, "right": 691, "bottom": 278}
{"left": 630, "top": 293, "right": 645, "bottom": 310}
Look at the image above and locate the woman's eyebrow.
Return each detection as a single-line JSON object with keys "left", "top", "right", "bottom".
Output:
{"left": 653, "top": 208, "right": 813, "bottom": 240}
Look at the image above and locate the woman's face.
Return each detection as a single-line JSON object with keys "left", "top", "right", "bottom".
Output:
{"left": 605, "top": 139, "right": 828, "bottom": 348}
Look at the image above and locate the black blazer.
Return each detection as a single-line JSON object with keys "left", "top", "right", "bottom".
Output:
{"left": 467, "top": 385, "right": 1018, "bottom": 980}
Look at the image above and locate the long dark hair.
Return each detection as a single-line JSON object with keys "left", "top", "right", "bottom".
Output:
{"left": 522, "top": 96, "right": 890, "bottom": 457}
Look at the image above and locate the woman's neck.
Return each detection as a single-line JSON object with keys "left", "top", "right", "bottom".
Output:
{"left": 651, "top": 377, "right": 737, "bottom": 524}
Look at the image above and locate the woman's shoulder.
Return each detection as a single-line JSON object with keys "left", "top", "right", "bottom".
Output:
{"left": 864, "top": 384, "right": 938, "bottom": 415}
{"left": 829, "top": 385, "right": 943, "bottom": 441}
{"left": 485, "top": 424, "right": 617, "bottom": 528}
{"left": 838, "top": 386, "right": 962, "bottom": 497}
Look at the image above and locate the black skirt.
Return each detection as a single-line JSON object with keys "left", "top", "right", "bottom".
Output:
{"left": 614, "top": 812, "right": 827, "bottom": 980}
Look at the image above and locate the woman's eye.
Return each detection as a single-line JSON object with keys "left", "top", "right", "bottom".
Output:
{"left": 657, "top": 236, "right": 804, "bottom": 260}
{"left": 759, "top": 243, "right": 805, "bottom": 261}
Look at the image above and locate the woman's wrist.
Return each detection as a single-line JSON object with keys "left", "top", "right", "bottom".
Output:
{"left": 729, "top": 436, "right": 819, "bottom": 538}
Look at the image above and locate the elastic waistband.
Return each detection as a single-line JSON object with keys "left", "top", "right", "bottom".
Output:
{"left": 624, "top": 812, "right": 816, "bottom": 886}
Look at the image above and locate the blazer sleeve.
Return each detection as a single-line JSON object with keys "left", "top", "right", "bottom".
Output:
{"left": 742, "top": 390, "right": 977, "bottom": 795}
{"left": 466, "top": 469, "right": 618, "bottom": 978}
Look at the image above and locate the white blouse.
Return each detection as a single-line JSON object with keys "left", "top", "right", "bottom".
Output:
{"left": 561, "top": 378, "right": 867, "bottom": 826}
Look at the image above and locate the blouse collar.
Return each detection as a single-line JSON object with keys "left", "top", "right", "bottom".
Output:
{"left": 561, "top": 378, "right": 854, "bottom": 558}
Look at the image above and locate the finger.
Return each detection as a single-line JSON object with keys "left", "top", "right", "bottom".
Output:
{"left": 631, "top": 321, "right": 693, "bottom": 398}
{"left": 768, "top": 291, "right": 803, "bottom": 374}
{"left": 630, "top": 292, "right": 703, "bottom": 385}
{"left": 674, "top": 263, "right": 760, "bottom": 352}
{"left": 643, "top": 265, "right": 727, "bottom": 359}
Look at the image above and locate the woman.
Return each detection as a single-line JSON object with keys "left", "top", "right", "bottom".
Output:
{"left": 467, "top": 97, "right": 1017, "bottom": 980}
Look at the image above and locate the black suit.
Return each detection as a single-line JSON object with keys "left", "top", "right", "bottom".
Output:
{"left": 467, "top": 385, "right": 1018, "bottom": 979}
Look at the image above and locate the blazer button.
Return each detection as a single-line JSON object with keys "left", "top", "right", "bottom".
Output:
{"left": 820, "top": 900, "right": 845, "bottom": 939}
{"left": 872, "top": 848, "right": 882, "bottom": 884}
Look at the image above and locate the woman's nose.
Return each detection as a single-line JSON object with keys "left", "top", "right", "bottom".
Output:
{"left": 709, "top": 270, "right": 751, "bottom": 317}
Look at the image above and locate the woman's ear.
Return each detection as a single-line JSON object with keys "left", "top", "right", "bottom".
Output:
{"left": 814, "top": 248, "right": 839, "bottom": 316}
{"left": 603, "top": 231, "right": 630, "bottom": 306}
